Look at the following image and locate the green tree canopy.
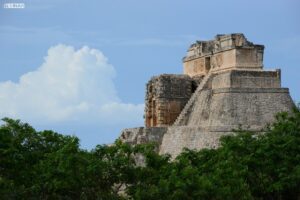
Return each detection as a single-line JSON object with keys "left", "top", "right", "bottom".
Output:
{"left": 0, "top": 107, "right": 299, "bottom": 199}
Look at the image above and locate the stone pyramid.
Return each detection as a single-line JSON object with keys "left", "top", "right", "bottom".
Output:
{"left": 119, "top": 33, "right": 295, "bottom": 158}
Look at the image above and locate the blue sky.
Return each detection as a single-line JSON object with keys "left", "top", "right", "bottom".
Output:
{"left": 0, "top": 0, "right": 299, "bottom": 149}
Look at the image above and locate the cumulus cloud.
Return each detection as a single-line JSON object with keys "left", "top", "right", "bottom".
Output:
{"left": 0, "top": 44, "right": 144, "bottom": 126}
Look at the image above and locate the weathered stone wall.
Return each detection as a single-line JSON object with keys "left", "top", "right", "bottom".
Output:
{"left": 159, "top": 127, "right": 233, "bottom": 157}
{"left": 212, "top": 70, "right": 281, "bottom": 89}
{"left": 183, "top": 34, "right": 264, "bottom": 77}
{"left": 145, "top": 74, "right": 194, "bottom": 127}
{"left": 210, "top": 49, "right": 237, "bottom": 72}
{"left": 183, "top": 57, "right": 211, "bottom": 77}
{"left": 207, "top": 88, "right": 294, "bottom": 129}
{"left": 235, "top": 48, "right": 264, "bottom": 68}
{"left": 120, "top": 127, "right": 167, "bottom": 147}
{"left": 185, "top": 87, "right": 294, "bottom": 128}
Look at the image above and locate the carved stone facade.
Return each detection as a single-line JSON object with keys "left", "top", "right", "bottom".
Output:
{"left": 183, "top": 33, "right": 264, "bottom": 77}
{"left": 145, "top": 74, "right": 195, "bottom": 127}
{"left": 119, "top": 33, "right": 295, "bottom": 158}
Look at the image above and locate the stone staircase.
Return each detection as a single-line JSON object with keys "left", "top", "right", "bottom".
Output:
{"left": 173, "top": 71, "right": 212, "bottom": 126}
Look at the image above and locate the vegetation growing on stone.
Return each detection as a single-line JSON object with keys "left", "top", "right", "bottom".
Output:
{"left": 1, "top": 107, "right": 300, "bottom": 199}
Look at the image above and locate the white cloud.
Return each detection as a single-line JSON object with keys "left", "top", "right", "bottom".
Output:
{"left": 0, "top": 44, "right": 144, "bottom": 126}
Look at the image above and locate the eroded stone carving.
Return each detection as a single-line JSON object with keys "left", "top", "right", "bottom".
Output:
{"left": 145, "top": 74, "right": 194, "bottom": 127}
{"left": 183, "top": 33, "right": 264, "bottom": 77}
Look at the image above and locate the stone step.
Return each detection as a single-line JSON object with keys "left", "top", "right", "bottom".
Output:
{"left": 173, "top": 71, "right": 212, "bottom": 126}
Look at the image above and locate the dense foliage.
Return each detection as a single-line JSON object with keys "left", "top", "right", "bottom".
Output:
{"left": 0, "top": 107, "right": 300, "bottom": 199}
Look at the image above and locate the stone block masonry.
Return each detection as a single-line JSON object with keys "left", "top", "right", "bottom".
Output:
{"left": 145, "top": 74, "right": 194, "bottom": 127}
{"left": 183, "top": 33, "right": 264, "bottom": 77}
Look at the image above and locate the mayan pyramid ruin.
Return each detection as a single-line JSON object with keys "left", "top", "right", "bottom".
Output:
{"left": 120, "top": 33, "right": 295, "bottom": 157}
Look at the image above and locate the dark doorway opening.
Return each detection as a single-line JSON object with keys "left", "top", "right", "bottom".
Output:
{"left": 205, "top": 57, "right": 211, "bottom": 73}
